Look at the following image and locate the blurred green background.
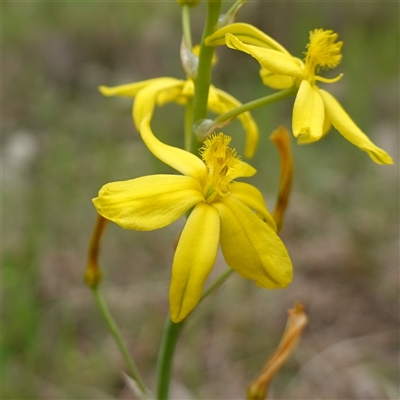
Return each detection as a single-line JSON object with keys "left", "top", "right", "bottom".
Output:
{"left": 3, "top": 1, "right": 399, "bottom": 399}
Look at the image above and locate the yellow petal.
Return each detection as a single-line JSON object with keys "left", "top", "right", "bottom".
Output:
{"left": 239, "top": 114, "right": 259, "bottom": 159}
{"left": 212, "top": 197, "right": 292, "bottom": 289}
{"left": 182, "top": 81, "right": 227, "bottom": 109}
{"left": 210, "top": 87, "right": 259, "bottom": 158}
{"left": 229, "top": 182, "right": 276, "bottom": 231}
{"left": 322, "top": 112, "right": 332, "bottom": 135}
{"left": 231, "top": 160, "right": 257, "bottom": 179}
{"left": 140, "top": 114, "right": 207, "bottom": 183}
{"left": 292, "top": 80, "right": 325, "bottom": 143}
{"left": 206, "top": 83, "right": 221, "bottom": 105}
{"left": 205, "top": 23, "right": 290, "bottom": 54}
{"left": 260, "top": 68, "right": 295, "bottom": 90}
{"left": 158, "top": 79, "right": 197, "bottom": 107}
{"left": 169, "top": 202, "right": 220, "bottom": 322}
{"left": 93, "top": 175, "right": 204, "bottom": 231}
{"left": 319, "top": 89, "right": 393, "bottom": 164}
{"left": 157, "top": 82, "right": 188, "bottom": 107}
{"left": 98, "top": 78, "right": 163, "bottom": 98}
{"left": 225, "top": 34, "right": 304, "bottom": 78}
{"left": 133, "top": 78, "right": 184, "bottom": 130}
{"left": 180, "top": 79, "right": 195, "bottom": 97}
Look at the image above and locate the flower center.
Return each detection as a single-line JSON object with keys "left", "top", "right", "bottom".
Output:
{"left": 199, "top": 133, "right": 240, "bottom": 200}
{"left": 304, "top": 29, "right": 343, "bottom": 80}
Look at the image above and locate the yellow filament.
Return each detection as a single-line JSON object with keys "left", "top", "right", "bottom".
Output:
{"left": 314, "top": 73, "right": 343, "bottom": 84}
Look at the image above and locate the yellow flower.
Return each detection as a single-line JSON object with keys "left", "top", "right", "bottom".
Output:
{"left": 207, "top": 24, "right": 392, "bottom": 164}
{"left": 99, "top": 76, "right": 258, "bottom": 158}
{"left": 93, "top": 114, "right": 293, "bottom": 322}
{"left": 205, "top": 23, "right": 300, "bottom": 90}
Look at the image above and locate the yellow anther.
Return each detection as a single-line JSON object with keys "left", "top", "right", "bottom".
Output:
{"left": 199, "top": 133, "right": 240, "bottom": 198}
{"left": 304, "top": 29, "right": 343, "bottom": 74}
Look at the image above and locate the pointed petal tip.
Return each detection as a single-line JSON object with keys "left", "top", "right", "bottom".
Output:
{"left": 170, "top": 310, "right": 185, "bottom": 324}
{"left": 233, "top": 161, "right": 257, "bottom": 179}
{"left": 319, "top": 89, "right": 395, "bottom": 165}
{"left": 98, "top": 85, "right": 112, "bottom": 96}
{"left": 385, "top": 157, "right": 394, "bottom": 165}
{"left": 369, "top": 150, "right": 394, "bottom": 165}
{"left": 255, "top": 268, "right": 293, "bottom": 289}
{"left": 295, "top": 132, "right": 320, "bottom": 145}
{"left": 169, "top": 295, "right": 192, "bottom": 323}
{"left": 169, "top": 203, "right": 220, "bottom": 325}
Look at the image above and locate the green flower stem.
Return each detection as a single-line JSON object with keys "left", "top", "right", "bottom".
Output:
{"left": 199, "top": 268, "right": 234, "bottom": 304}
{"left": 225, "top": 0, "right": 248, "bottom": 16}
{"left": 156, "top": 267, "right": 234, "bottom": 400}
{"left": 181, "top": 4, "right": 194, "bottom": 152}
{"left": 181, "top": 4, "right": 193, "bottom": 50}
{"left": 191, "top": 0, "right": 222, "bottom": 153}
{"left": 221, "top": 0, "right": 248, "bottom": 25}
{"left": 157, "top": 3, "right": 223, "bottom": 399}
{"left": 213, "top": 87, "right": 297, "bottom": 126}
{"left": 184, "top": 99, "right": 194, "bottom": 152}
{"left": 156, "top": 316, "right": 185, "bottom": 400}
{"left": 91, "top": 287, "right": 149, "bottom": 397}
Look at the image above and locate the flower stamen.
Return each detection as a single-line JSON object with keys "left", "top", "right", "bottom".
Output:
{"left": 200, "top": 133, "right": 240, "bottom": 198}
{"left": 314, "top": 73, "right": 343, "bottom": 84}
{"left": 304, "top": 29, "right": 343, "bottom": 76}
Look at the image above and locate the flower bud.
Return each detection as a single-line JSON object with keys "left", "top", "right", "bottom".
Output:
{"left": 84, "top": 266, "right": 102, "bottom": 288}
{"left": 216, "top": 0, "right": 248, "bottom": 29}
{"left": 194, "top": 119, "right": 216, "bottom": 141}
{"left": 270, "top": 126, "right": 293, "bottom": 233}
{"left": 181, "top": 39, "right": 198, "bottom": 79}
{"left": 85, "top": 214, "right": 108, "bottom": 288}
{"left": 247, "top": 303, "right": 308, "bottom": 400}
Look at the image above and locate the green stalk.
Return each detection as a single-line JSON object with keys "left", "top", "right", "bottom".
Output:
{"left": 181, "top": 4, "right": 194, "bottom": 152}
{"left": 191, "top": 0, "right": 222, "bottom": 153}
{"left": 213, "top": 87, "right": 297, "bottom": 126}
{"left": 156, "top": 3, "right": 223, "bottom": 399}
{"left": 92, "top": 287, "right": 149, "bottom": 397}
{"left": 156, "top": 267, "right": 233, "bottom": 400}
{"left": 184, "top": 99, "right": 194, "bottom": 152}
{"left": 156, "top": 316, "right": 185, "bottom": 400}
{"left": 225, "top": 0, "right": 248, "bottom": 17}
{"left": 181, "top": 4, "right": 193, "bottom": 50}
{"left": 199, "top": 268, "right": 233, "bottom": 304}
